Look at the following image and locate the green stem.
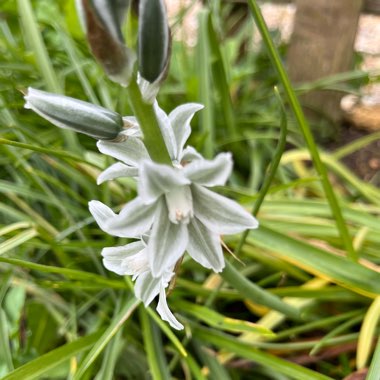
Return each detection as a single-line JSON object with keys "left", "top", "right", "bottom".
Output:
{"left": 247, "top": 0, "right": 356, "bottom": 261}
{"left": 126, "top": 79, "right": 172, "bottom": 165}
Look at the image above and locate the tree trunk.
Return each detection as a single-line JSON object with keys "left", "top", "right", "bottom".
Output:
{"left": 287, "top": 0, "right": 363, "bottom": 128}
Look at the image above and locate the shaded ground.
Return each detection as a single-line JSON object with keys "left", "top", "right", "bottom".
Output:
{"left": 335, "top": 125, "right": 380, "bottom": 184}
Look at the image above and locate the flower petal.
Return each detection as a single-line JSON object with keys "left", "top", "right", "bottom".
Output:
{"left": 121, "top": 117, "right": 142, "bottom": 137}
{"left": 89, "top": 198, "right": 156, "bottom": 238}
{"left": 148, "top": 200, "right": 189, "bottom": 277}
{"left": 138, "top": 160, "right": 190, "bottom": 203}
{"left": 157, "top": 286, "right": 184, "bottom": 330}
{"left": 180, "top": 146, "right": 203, "bottom": 163}
{"left": 101, "top": 241, "right": 148, "bottom": 276}
{"left": 183, "top": 152, "right": 233, "bottom": 187}
{"left": 134, "top": 271, "right": 161, "bottom": 306}
{"left": 114, "top": 197, "right": 156, "bottom": 236}
{"left": 138, "top": 74, "right": 160, "bottom": 104}
{"left": 169, "top": 103, "right": 203, "bottom": 158}
{"left": 154, "top": 102, "right": 177, "bottom": 160}
{"left": 97, "top": 162, "right": 138, "bottom": 184}
{"left": 88, "top": 200, "right": 118, "bottom": 233}
{"left": 187, "top": 218, "right": 225, "bottom": 272}
{"left": 192, "top": 185, "right": 259, "bottom": 235}
{"left": 97, "top": 137, "right": 149, "bottom": 167}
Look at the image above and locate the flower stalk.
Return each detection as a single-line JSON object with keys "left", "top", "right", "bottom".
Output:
{"left": 126, "top": 79, "right": 172, "bottom": 165}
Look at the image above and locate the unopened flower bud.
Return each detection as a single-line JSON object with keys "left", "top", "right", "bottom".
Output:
{"left": 138, "top": 0, "right": 171, "bottom": 101}
{"left": 24, "top": 87, "right": 123, "bottom": 140}
{"left": 79, "top": 0, "right": 135, "bottom": 86}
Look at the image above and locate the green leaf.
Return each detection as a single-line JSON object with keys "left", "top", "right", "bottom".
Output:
{"left": 0, "top": 308, "right": 14, "bottom": 373}
{"left": 2, "top": 331, "right": 103, "bottom": 380}
{"left": 357, "top": 296, "right": 380, "bottom": 369}
{"left": 74, "top": 297, "right": 140, "bottom": 379}
{"left": 221, "top": 261, "right": 301, "bottom": 320}
{"left": 194, "top": 325, "right": 334, "bottom": 380}
{"left": 140, "top": 307, "right": 171, "bottom": 380}
{"left": 248, "top": 225, "right": 380, "bottom": 297}
{"left": 0, "top": 256, "right": 126, "bottom": 289}
{"left": 367, "top": 336, "right": 380, "bottom": 380}
{"left": 175, "top": 300, "right": 275, "bottom": 335}
{"left": 0, "top": 229, "right": 38, "bottom": 255}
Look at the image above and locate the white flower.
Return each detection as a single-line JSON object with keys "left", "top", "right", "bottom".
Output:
{"left": 89, "top": 101, "right": 259, "bottom": 329}
{"left": 89, "top": 153, "right": 258, "bottom": 277}
{"left": 95, "top": 102, "right": 205, "bottom": 184}
{"left": 101, "top": 238, "right": 183, "bottom": 330}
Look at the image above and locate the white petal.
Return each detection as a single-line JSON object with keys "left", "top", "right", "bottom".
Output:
{"left": 89, "top": 200, "right": 118, "bottom": 234}
{"left": 101, "top": 241, "right": 148, "bottom": 276}
{"left": 112, "top": 197, "right": 156, "bottom": 237}
{"left": 192, "top": 185, "right": 259, "bottom": 235}
{"left": 154, "top": 102, "right": 177, "bottom": 160}
{"left": 157, "top": 286, "right": 184, "bottom": 330}
{"left": 97, "top": 162, "right": 138, "bottom": 184}
{"left": 121, "top": 116, "right": 140, "bottom": 134}
{"left": 134, "top": 271, "right": 161, "bottom": 306}
{"left": 187, "top": 218, "right": 225, "bottom": 272}
{"left": 183, "top": 152, "right": 233, "bottom": 187}
{"left": 138, "top": 75, "right": 160, "bottom": 104}
{"left": 97, "top": 137, "right": 149, "bottom": 167}
{"left": 180, "top": 146, "right": 203, "bottom": 163}
{"left": 148, "top": 200, "right": 189, "bottom": 277}
{"left": 138, "top": 160, "right": 190, "bottom": 203}
{"left": 169, "top": 103, "right": 203, "bottom": 158}
{"left": 88, "top": 198, "right": 156, "bottom": 238}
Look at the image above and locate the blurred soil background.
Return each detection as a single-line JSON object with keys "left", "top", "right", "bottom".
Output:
{"left": 166, "top": 1, "right": 380, "bottom": 184}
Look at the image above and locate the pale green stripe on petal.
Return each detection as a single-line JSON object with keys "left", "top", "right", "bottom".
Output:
{"left": 148, "top": 200, "right": 189, "bottom": 277}
{"left": 97, "top": 138, "right": 149, "bottom": 167}
{"left": 187, "top": 217, "right": 225, "bottom": 273}
{"left": 184, "top": 152, "right": 233, "bottom": 187}
{"left": 112, "top": 197, "right": 156, "bottom": 237}
{"left": 154, "top": 102, "right": 177, "bottom": 160}
{"left": 169, "top": 103, "right": 204, "bottom": 158}
{"left": 138, "top": 160, "right": 190, "bottom": 203}
{"left": 135, "top": 271, "right": 161, "bottom": 306}
{"left": 97, "top": 162, "right": 138, "bottom": 184}
{"left": 192, "top": 185, "right": 258, "bottom": 235}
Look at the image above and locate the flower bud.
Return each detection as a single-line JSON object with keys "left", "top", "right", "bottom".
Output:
{"left": 138, "top": 0, "right": 171, "bottom": 84}
{"left": 79, "top": 0, "right": 135, "bottom": 86}
{"left": 24, "top": 87, "right": 123, "bottom": 140}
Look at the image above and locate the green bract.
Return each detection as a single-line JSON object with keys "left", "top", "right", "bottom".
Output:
{"left": 24, "top": 87, "right": 124, "bottom": 140}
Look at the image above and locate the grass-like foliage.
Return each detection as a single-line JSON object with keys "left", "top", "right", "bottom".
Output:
{"left": 1, "top": 0, "right": 380, "bottom": 379}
